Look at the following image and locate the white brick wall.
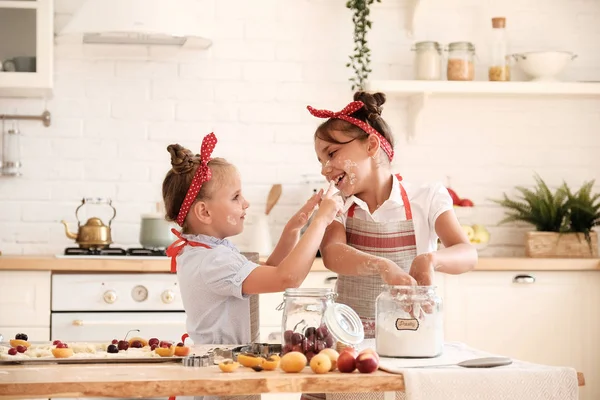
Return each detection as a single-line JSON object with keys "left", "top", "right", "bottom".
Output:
{"left": 0, "top": 0, "right": 599, "bottom": 256}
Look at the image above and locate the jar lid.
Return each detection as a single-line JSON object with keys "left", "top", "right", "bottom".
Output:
{"left": 283, "top": 288, "right": 334, "bottom": 298}
{"left": 323, "top": 303, "right": 364, "bottom": 345}
{"left": 413, "top": 41, "right": 441, "bottom": 51}
{"left": 448, "top": 41, "right": 475, "bottom": 51}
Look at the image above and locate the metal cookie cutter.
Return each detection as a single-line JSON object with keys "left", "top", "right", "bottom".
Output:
{"left": 182, "top": 353, "right": 214, "bottom": 367}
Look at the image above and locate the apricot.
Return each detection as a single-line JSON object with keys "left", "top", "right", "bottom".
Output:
{"left": 218, "top": 359, "right": 240, "bottom": 372}
{"left": 174, "top": 345, "right": 190, "bottom": 357}
{"left": 155, "top": 345, "right": 175, "bottom": 357}
{"left": 280, "top": 351, "right": 307, "bottom": 373}
{"left": 337, "top": 350, "right": 357, "bottom": 373}
{"left": 128, "top": 337, "right": 148, "bottom": 347}
{"left": 9, "top": 339, "right": 30, "bottom": 348}
{"left": 262, "top": 355, "right": 280, "bottom": 371}
{"left": 310, "top": 353, "right": 332, "bottom": 374}
{"left": 51, "top": 347, "right": 74, "bottom": 358}
{"left": 237, "top": 353, "right": 265, "bottom": 368}
{"left": 356, "top": 352, "right": 379, "bottom": 373}
{"left": 319, "top": 348, "right": 339, "bottom": 371}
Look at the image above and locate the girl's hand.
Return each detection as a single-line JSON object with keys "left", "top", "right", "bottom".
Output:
{"left": 409, "top": 253, "right": 435, "bottom": 286}
{"left": 312, "top": 181, "right": 344, "bottom": 226}
{"left": 381, "top": 259, "right": 417, "bottom": 286}
{"left": 284, "top": 189, "right": 323, "bottom": 233}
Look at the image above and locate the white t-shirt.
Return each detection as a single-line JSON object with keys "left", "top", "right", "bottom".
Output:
{"left": 334, "top": 175, "right": 453, "bottom": 254}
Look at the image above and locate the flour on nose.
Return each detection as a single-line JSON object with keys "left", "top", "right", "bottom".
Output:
{"left": 226, "top": 215, "right": 238, "bottom": 225}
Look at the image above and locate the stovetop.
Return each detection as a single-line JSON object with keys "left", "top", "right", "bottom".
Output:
{"left": 62, "top": 247, "right": 167, "bottom": 257}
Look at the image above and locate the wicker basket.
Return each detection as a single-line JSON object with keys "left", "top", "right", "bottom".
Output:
{"left": 525, "top": 231, "right": 598, "bottom": 258}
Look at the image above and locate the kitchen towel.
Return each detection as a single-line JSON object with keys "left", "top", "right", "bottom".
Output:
{"left": 328, "top": 341, "right": 579, "bottom": 400}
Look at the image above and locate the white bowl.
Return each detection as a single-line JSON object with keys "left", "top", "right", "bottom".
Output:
{"left": 511, "top": 51, "right": 577, "bottom": 81}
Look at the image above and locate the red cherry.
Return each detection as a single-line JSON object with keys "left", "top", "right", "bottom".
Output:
{"left": 111, "top": 339, "right": 119, "bottom": 345}
{"left": 148, "top": 338, "right": 160, "bottom": 347}
{"left": 8, "top": 348, "right": 17, "bottom": 355}
{"left": 52, "top": 340, "right": 62, "bottom": 345}
{"left": 181, "top": 333, "right": 189, "bottom": 343}
{"left": 56, "top": 342, "right": 68, "bottom": 348}
{"left": 176, "top": 342, "right": 184, "bottom": 347}
{"left": 160, "top": 342, "right": 171, "bottom": 348}
{"left": 16, "top": 345, "right": 27, "bottom": 353}
{"left": 150, "top": 344, "right": 158, "bottom": 351}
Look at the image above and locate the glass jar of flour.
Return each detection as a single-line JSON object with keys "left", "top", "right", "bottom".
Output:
{"left": 375, "top": 285, "right": 443, "bottom": 358}
{"left": 281, "top": 288, "right": 364, "bottom": 362}
{"left": 412, "top": 41, "right": 442, "bottom": 80}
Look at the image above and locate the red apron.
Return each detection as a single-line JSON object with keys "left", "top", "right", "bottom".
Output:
{"left": 326, "top": 174, "right": 416, "bottom": 400}
{"left": 166, "top": 228, "right": 211, "bottom": 273}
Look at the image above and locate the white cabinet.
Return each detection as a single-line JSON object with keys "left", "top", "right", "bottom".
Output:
{"left": 0, "top": 0, "right": 53, "bottom": 97}
{"left": 0, "top": 270, "right": 51, "bottom": 341}
{"left": 443, "top": 271, "right": 599, "bottom": 400}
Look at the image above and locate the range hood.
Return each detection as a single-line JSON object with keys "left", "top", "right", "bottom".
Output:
{"left": 58, "top": 0, "right": 213, "bottom": 49}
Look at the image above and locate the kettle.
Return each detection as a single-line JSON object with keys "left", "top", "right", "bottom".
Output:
{"left": 61, "top": 198, "right": 116, "bottom": 249}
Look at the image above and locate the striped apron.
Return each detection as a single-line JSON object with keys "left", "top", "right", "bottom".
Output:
{"left": 326, "top": 174, "right": 416, "bottom": 400}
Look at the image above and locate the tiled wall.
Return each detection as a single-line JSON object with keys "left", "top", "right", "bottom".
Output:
{"left": 0, "top": 0, "right": 599, "bottom": 256}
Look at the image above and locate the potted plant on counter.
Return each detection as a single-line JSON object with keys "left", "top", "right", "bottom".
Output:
{"left": 493, "top": 174, "right": 599, "bottom": 258}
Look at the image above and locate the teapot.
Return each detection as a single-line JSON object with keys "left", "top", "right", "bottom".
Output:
{"left": 61, "top": 198, "right": 116, "bottom": 249}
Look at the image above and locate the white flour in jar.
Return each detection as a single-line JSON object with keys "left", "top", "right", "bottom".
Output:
{"left": 376, "top": 311, "right": 443, "bottom": 358}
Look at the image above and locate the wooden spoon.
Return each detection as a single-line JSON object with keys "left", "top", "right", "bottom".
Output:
{"left": 265, "top": 184, "right": 282, "bottom": 215}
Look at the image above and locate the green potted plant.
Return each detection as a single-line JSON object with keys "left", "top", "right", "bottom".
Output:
{"left": 492, "top": 174, "right": 599, "bottom": 258}
{"left": 346, "top": 0, "right": 381, "bottom": 91}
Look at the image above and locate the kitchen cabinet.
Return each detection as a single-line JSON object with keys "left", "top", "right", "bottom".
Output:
{"left": 0, "top": 270, "right": 51, "bottom": 341}
{"left": 0, "top": 0, "right": 53, "bottom": 97}
{"left": 443, "top": 270, "right": 599, "bottom": 400}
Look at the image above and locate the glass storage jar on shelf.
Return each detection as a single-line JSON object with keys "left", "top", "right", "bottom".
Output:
{"left": 281, "top": 288, "right": 364, "bottom": 361}
{"left": 488, "top": 17, "right": 510, "bottom": 81}
{"left": 412, "top": 41, "right": 442, "bottom": 80}
{"left": 375, "top": 285, "right": 443, "bottom": 358}
{"left": 447, "top": 41, "right": 476, "bottom": 81}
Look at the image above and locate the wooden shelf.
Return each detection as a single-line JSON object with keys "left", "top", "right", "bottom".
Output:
{"left": 366, "top": 80, "right": 600, "bottom": 141}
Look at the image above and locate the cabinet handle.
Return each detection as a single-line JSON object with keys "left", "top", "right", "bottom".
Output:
{"left": 513, "top": 274, "right": 535, "bottom": 284}
{"left": 325, "top": 276, "right": 338, "bottom": 283}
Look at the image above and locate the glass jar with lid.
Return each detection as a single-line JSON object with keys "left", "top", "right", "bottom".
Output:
{"left": 281, "top": 288, "right": 364, "bottom": 361}
{"left": 375, "top": 285, "right": 443, "bottom": 358}
{"left": 447, "top": 41, "right": 476, "bottom": 81}
{"left": 488, "top": 17, "right": 510, "bottom": 81}
{"left": 412, "top": 41, "right": 442, "bottom": 80}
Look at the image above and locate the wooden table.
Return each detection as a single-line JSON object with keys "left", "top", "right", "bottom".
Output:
{"left": 0, "top": 362, "right": 585, "bottom": 399}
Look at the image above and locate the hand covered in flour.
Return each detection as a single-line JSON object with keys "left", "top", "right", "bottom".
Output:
{"left": 311, "top": 181, "right": 344, "bottom": 226}
{"left": 409, "top": 253, "right": 436, "bottom": 315}
{"left": 284, "top": 189, "right": 324, "bottom": 233}
{"left": 380, "top": 259, "right": 417, "bottom": 286}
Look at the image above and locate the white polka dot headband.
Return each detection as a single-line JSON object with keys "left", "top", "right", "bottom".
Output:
{"left": 176, "top": 133, "right": 218, "bottom": 227}
{"left": 307, "top": 100, "right": 394, "bottom": 161}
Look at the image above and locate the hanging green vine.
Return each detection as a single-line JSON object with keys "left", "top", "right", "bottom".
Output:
{"left": 346, "top": 0, "right": 381, "bottom": 91}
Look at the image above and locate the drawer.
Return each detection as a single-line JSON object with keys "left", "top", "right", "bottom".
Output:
{"left": 0, "top": 271, "right": 51, "bottom": 327}
{"left": 0, "top": 327, "right": 50, "bottom": 342}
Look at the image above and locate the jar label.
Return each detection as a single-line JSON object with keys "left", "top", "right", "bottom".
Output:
{"left": 395, "top": 318, "right": 419, "bottom": 331}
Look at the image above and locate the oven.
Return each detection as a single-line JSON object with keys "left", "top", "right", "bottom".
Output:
{"left": 51, "top": 273, "right": 186, "bottom": 343}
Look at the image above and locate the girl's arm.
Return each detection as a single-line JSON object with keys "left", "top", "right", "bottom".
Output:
{"left": 242, "top": 185, "right": 341, "bottom": 294}
{"left": 320, "top": 221, "right": 416, "bottom": 285}
{"left": 409, "top": 210, "right": 478, "bottom": 285}
{"left": 264, "top": 192, "right": 322, "bottom": 266}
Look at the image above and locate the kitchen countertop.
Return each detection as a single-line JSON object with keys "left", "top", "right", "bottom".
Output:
{"left": 0, "top": 361, "right": 585, "bottom": 399}
{"left": 0, "top": 255, "right": 599, "bottom": 272}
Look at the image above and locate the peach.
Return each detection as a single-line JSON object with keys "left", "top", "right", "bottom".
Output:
{"left": 9, "top": 339, "right": 30, "bottom": 348}
{"left": 319, "top": 348, "right": 339, "bottom": 371}
{"left": 310, "top": 353, "right": 332, "bottom": 374}
{"left": 359, "top": 348, "right": 380, "bottom": 362}
{"left": 262, "top": 355, "right": 280, "bottom": 371}
{"left": 356, "top": 352, "right": 379, "bottom": 373}
{"left": 280, "top": 351, "right": 307, "bottom": 373}
{"left": 174, "top": 345, "right": 190, "bottom": 357}
{"left": 237, "top": 353, "right": 265, "bottom": 368}
{"left": 218, "top": 359, "right": 240, "bottom": 373}
{"left": 155, "top": 345, "right": 175, "bottom": 357}
{"left": 341, "top": 346, "right": 358, "bottom": 357}
{"left": 337, "top": 351, "right": 357, "bottom": 373}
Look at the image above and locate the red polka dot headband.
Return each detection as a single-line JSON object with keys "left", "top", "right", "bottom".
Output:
{"left": 175, "top": 133, "right": 218, "bottom": 227}
{"left": 306, "top": 100, "right": 394, "bottom": 161}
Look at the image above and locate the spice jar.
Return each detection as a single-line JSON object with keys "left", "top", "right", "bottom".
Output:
{"left": 375, "top": 285, "right": 443, "bottom": 358}
{"left": 281, "top": 288, "right": 364, "bottom": 362}
{"left": 412, "top": 41, "right": 442, "bottom": 80}
{"left": 447, "top": 42, "right": 476, "bottom": 81}
{"left": 488, "top": 17, "right": 510, "bottom": 81}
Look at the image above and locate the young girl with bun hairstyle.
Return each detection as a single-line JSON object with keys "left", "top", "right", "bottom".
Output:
{"left": 162, "top": 133, "right": 341, "bottom": 400}
{"left": 303, "top": 92, "right": 477, "bottom": 400}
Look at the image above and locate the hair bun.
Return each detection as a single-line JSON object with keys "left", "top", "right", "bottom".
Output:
{"left": 167, "top": 144, "right": 198, "bottom": 175}
{"left": 353, "top": 91, "right": 386, "bottom": 120}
